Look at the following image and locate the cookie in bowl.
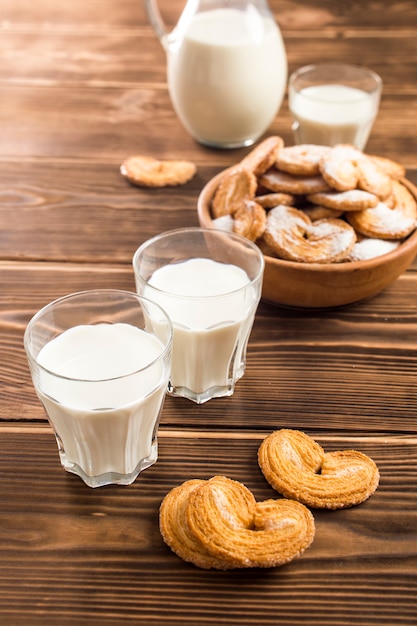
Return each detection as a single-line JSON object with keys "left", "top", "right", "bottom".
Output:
{"left": 197, "top": 137, "right": 417, "bottom": 308}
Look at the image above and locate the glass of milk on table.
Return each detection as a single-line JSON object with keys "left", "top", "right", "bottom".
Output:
{"left": 133, "top": 228, "right": 264, "bottom": 404}
{"left": 24, "top": 290, "right": 172, "bottom": 488}
{"left": 145, "top": 0, "right": 287, "bottom": 148}
{"left": 289, "top": 63, "right": 382, "bottom": 150}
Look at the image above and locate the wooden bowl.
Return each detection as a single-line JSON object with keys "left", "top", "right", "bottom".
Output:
{"left": 197, "top": 170, "right": 417, "bottom": 308}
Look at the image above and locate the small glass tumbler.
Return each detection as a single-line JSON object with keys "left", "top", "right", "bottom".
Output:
{"left": 24, "top": 290, "right": 172, "bottom": 488}
{"left": 288, "top": 63, "right": 382, "bottom": 149}
{"left": 133, "top": 228, "right": 265, "bottom": 404}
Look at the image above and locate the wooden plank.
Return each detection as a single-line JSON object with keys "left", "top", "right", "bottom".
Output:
{"left": 1, "top": 0, "right": 417, "bottom": 622}
{"left": 0, "top": 432, "right": 415, "bottom": 625}
{"left": 2, "top": 0, "right": 417, "bottom": 31}
{"left": 0, "top": 0, "right": 152, "bottom": 28}
{"left": 0, "top": 159, "right": 416, "bottom": 263}
{"left": 1, "top": 29, "right": 417, "bottom": 91}
{"left": 1, "top": 86, "right": 416, "bottom": 164}
{"left": 0, "top": 30, "right": 167, "bottom": 85}
{"left": 0, "top": 160, "right": 208, "bottom": 263}
{"left": 3, "top": 261, "right": 417, "bottom": 434}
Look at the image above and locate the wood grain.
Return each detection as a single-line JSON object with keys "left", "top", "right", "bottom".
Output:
{"left": 0, "top": 431, "right": 415, "bottom": 626}
{"left": 1, "top": 0, "right": 417, "bottom": 624}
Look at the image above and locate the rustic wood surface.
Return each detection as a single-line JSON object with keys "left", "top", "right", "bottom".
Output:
{"left": 1, "top": 1, "right": 417, "bottom": 624}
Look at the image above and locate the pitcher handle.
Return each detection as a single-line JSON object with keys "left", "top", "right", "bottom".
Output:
{"left": 145, "top": 0, "right": 170, "bottom": 50}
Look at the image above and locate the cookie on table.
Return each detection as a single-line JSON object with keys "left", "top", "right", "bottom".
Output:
{"left": 160, "top": 475, "right": 315, "bottom": 569}
{"left": 121, "top": 155, "right": 196, "bottom": 187}
{"left": 258, "top": 429, "right": 380, "bottom": 510}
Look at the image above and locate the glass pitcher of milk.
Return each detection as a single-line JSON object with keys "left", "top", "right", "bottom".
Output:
{"left": 145, "top": 0, "right": 287, "bottom": 148}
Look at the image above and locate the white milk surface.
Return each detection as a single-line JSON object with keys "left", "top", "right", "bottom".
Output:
{"left": 168, "top": 7, "right": 287, "bottom": 145}
{"left": 145, "top": 258, "right": 256, "bottom": 395}
{"left": 290, "top": 84, "right": 377, "bottom": 148}
{"left": 37, "top": 323, "right": 167, "bottom": 478}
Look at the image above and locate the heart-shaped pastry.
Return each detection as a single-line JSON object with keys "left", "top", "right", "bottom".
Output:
{"left": 233, "top": 200, "right": 266, "bottom": 241}
{"left": 276, "top": 144, "right": 331, "bottom": 176}
{"left": 238, "top": 134, "right": 284, "bottom": 176}
{"left": 319, "top": 144, "right": 393, "bottom": 199}
{"left": 263, "top": 205, "right": 356, "bottom": 263}
{"left": 120, "top": 155, "right": 196, "bottom": 187}
{"left": 346, "top": 179, "right": 417, "bottom": 240}
{"left": 211, "top": 169, "right": 257, "bottom": 218}
{"left": 258, "top": 429, "right": 380, "bottom": 509}
{"left": 159, "top": 475, "right": 315, "bottom": 569}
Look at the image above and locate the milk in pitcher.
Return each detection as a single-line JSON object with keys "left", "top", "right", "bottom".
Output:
{"left": 167, "top": 7, "right": 287, "bottom": 147}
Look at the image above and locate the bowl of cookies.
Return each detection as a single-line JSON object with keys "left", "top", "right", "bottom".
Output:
{"left": 197, "top": 137, "right": 417, "bottom": 308}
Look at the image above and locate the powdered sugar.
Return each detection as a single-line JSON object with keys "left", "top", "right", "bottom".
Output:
{"left": 212, "top": 215, "right": 234, "bottom": 232}
{"left": 264, "top": 205, "right": 355, "bottom": 263}
{"left": 349, "top": 238, "right": 400, "bottom": 261}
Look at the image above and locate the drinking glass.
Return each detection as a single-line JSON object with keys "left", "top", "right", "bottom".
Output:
{"left": 24, "top": 290, "right": 172, "bottom": 488}
{"left": 133, "top": 228, "right": 264, "bottom": 404}
{"left": 288, "top": 63, "right": 382, "bottom": 149}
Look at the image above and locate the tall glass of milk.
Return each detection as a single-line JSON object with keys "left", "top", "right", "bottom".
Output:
{"left": 145, "top": 0, "right": 287, "bottom": 148}
{"left": 24, "top": 290, "right": 172, "bottom": 488}
{"left": 289, "top": 63, "right": 382, "bottom": 150}
{"left": 133, "top": 228, "right": 264, "bottom": 404}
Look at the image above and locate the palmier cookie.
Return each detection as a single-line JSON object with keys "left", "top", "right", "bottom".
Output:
{"left": 319, "top": 144, "right": 393, "bottom": 199}
{"left": 121, "top": 155, "right": 196, "bottom": 187}
{"left": 160, "top": 476, "right": 315, "bottom": 569}
{"left": 159, "top": 479, "right": 232, "bottom": 570}
{"left": 263, "top": 205, "right": 356, "bottom": 263}
{"left": 346, "top": 180, "right": 417, "bottom": 240}
{"left": 255, "top": 192, "right": 295, "bottom": 209}
{"left": 238, "top": 135, "right": 284, "bottom": 177}
{"left": 233, "top": 200, "right": 266, "bottom": 241}
{"left": 369, "top": 154, "right": 406, "bottom": 180}
{"left": 258, "top": 429, "right": 380, "bottom": 510}
{"left": 259, "top": 168, "right": 330, "bottom": 196}
{"left": 276, "top": 144, "right": 331, "bottom": 176}
{"left": 211, "top": 169, "right": 257, "bottom": 218}
{"left": 212, "top": 210, "right": 266, "bottom": 242}
{"left": 307, "top": 189, "right": 379, "bottom": 212}
{"left": 301, "top": 204, "right": 344, "bottom": 222}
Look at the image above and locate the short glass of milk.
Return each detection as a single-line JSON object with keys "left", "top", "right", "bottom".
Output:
{"left": 133, "top": 228, "right": 264, "bottom": 404}
{"left": 24, "top": 290, "right": 172, "bottom": 488}
{"left": 288, "top": 63, "right": 382, "bottom": 150}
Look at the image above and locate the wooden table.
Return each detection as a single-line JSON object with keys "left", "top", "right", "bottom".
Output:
{"left": 1, "top": 1, "right": 417, "bottom": 624}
